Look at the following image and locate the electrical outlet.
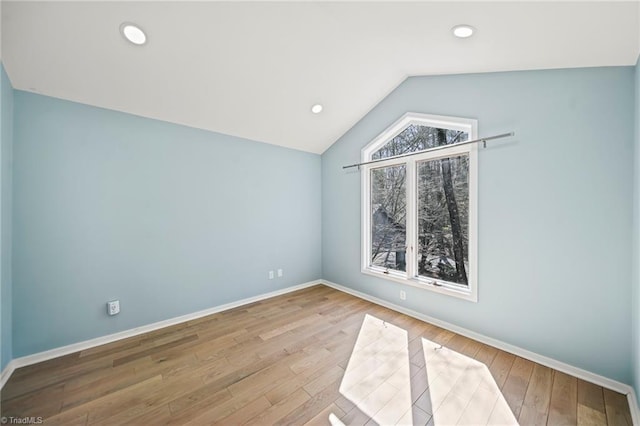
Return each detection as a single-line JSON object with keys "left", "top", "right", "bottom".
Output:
{"left": 107, "top": 300, "right": 120, "bottom": 316}
{"left": 277, "top": 269, "right": 283, "bottom": 278}
{"left": 399, "top": 290, "right": 406, "bottom": 301}
{"left": 269, "top": 270, "right": 275, "bottom": 280}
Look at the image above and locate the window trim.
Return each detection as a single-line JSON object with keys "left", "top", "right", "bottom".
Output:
{"left": 361, "top": 112, "right": 478, "bottom": 302}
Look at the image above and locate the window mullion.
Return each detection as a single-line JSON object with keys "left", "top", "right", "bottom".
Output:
{"left": 405, "top": 159, "right": 417, "bottom": 279}
{"left": 362, "top": 166, "right": 371, "bottom": 271}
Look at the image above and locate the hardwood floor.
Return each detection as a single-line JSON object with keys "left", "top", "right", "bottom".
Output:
{"left": 0, "top": 285, "right": 632, "bottom": 425}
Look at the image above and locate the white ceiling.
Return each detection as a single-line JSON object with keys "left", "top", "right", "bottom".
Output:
{"left": 2, "top": 1, "right": 639, "bottom": 154}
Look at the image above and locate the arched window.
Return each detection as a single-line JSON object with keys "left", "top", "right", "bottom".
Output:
{"left": 361, "top": 113, "right": 478, "bottom": 301}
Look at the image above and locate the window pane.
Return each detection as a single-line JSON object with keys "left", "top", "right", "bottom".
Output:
{"left": 372, "top": 125, "right": 468, "bottom": 160}
{"left": 371, "top": 165, "right": 406, "bottom": 272}
{"left": 417, "top": 154, "right": 469, "bottom": 285}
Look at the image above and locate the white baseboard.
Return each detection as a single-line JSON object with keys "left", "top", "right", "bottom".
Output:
{"left": 0, "top": 359, "right": 18, "bottom": 389}
{"left": 320, "top": 279, "right": 640, "bottom": 413}
{"left": 628, "top": 388, "right": 640, "bottom": 426}
{"left": 0, "top": 280, "right": 321, "bottom": 390}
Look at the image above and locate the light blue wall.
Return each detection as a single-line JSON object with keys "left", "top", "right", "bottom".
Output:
{"left": 1, "top": 64, "right": 14, "bottom": 371}
{"left": 12, "top": 91, "right": 322, "bottom": 357}
{"left": 633, "top": 56, "right": 640, "bottom": 404}
{"left": 322, "top": 67, "right": 634, "bottom": 383}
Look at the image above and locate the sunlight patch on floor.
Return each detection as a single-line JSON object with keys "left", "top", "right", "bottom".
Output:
{"left": 421, "top": 338, "right": 518, "bottom": 425}
{"left": 338, "top": 314, "right": 518, "bottom": 425}
{"left": 339, "top": 314, "right": 413, "bottom": 424}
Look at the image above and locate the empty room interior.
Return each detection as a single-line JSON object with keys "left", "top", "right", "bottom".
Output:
{"left": 1, "top": 1, "right": 640, "bottom": 425}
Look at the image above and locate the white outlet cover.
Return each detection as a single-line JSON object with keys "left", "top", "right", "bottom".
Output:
{"left": 107, "top": 300, "right": 120, "bottom": 316}
{"left": 277, "top": 269, "right": 283, "bottom": 277}
{"left": 269, "top": 271, "right": 275, "bottom": 279}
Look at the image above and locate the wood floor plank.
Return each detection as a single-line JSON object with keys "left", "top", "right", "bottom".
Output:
{"left": 246, "top": 387, "right": 311, "bottom": 425}
{"left": 488, "top": 350, "right": 516, "bottom": 389}
{"left": 304, "top": 365, "right": 345, "bottom": 396}
{"left": 1, "top": 382, "right": 64, "bottom": 418}
{"left": 43, "top": 411, "right": 88, "bottom": 426}
{"left": 501, "top": 356, "right": 534, "bottom": 418}
{"left": 87, "top": 373, "right": 203, "bottom": 424}
{"left": 3, "top": 357, "right": 114, "bottom": 400}
{"left": 177, "top": 389, "right": 270, "bottom": 425}
{"left": 473, "top": 343, "right": 499, "bottom": 367}
{"left": 199, "top": 349, "right": 287, "bottom": 389}
{"left": 577, "top": 379, "right": 607, "bottom": 426}
{"left": 167, "top": 386, "right": 232, "bottom": 418}
{"left": 211, "top": 395, "right": 272, "bottom": 425}
{"left": 259, "top": 313, "right": 324, "bottom": 340}
{"left": 121, "top": 403, "right": 171, "bottom": 425}
{"left": 226, "top": 359, "right": 296, "bottom": 399}
{"left": 41, "top": 374, "right": 163, "bottom": 425}
{"left": 0, "top": 285, "right": 631, "bottom": 426}
{"left": 456, "top": 336, "right": 484, "bottom": 359}
{"left": 79, "top": 337, "right": 142, "bottom": 359}
{"left": 61, "top": 366, "right": 141, "bottom": 410}
{"left": 264, "top": 357, "right": 338, "bottom": 405}
{"left": 518, "top": 363, "right": 553, "bottom": 426}
{"left": 548, "top": 371, "right": 578, "bottom": 425}
{"left": 444, "top": 333, "right": 473, "bottom": 353}
{"left": 10, "top": 352, "right": 80, "bottom": 378}
{"left": 276, "top": 377, "right": 343, "bottom": 425}
{"left": 192, "top": 329, "right": 246, "bottom": 362}
{"left": 603, "top": 388, "right": 633, "bottom": 426}
{"left": 303, "top": 402, "right": 346, "bottom": 426}
{"left": 111, "top": 334, "right": 199, "bottom": 367}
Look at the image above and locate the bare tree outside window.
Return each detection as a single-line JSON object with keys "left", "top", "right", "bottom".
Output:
{"left": 417, "top": 154, "right": 469, "bottom": 285}
{"left": 372, "top": 124, "right": 468, "bottom": 160}
{"left": 371, "top": 165, "right": 406, "bottom": 271}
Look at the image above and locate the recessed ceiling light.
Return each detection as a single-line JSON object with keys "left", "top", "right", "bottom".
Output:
{"left": 120, "top": 23, "right": 147, "bottom": 45}
{"left": 452, "top": 25, "right": 475, "bottom": 38}
{"left": 311, "top": 104, "right": 323, "bottom": 114}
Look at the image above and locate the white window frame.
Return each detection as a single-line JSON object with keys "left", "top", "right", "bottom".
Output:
{"left": 361, "top": 112, "right": 478, "bottom": 302}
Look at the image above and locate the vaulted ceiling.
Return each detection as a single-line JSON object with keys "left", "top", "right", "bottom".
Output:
{"left": 2, "top": 1, "right": 639, "bottom": 154}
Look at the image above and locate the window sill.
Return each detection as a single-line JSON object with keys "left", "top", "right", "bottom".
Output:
{"left": 361, "top": 268, "right": 478, "bottom": 302}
